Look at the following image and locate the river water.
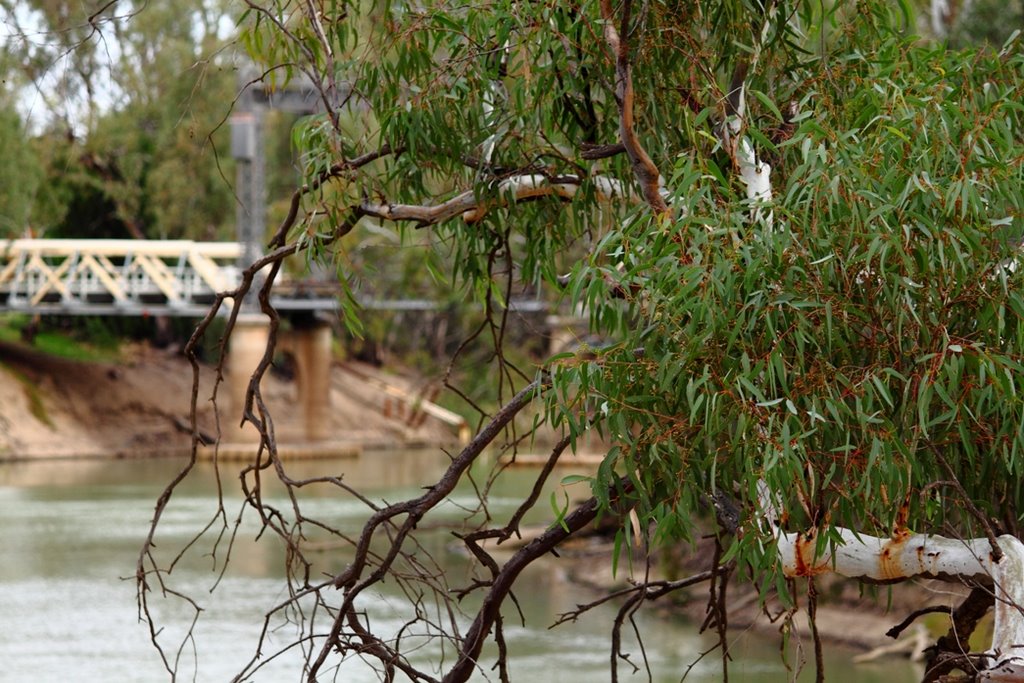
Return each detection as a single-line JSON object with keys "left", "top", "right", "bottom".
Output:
{"left": 0, "top": 451, "right": 920, "bottom": 682}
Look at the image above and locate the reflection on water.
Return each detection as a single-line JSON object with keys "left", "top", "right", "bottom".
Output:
{"left": 0, "top": 453, "right": 921, "bottom": 682}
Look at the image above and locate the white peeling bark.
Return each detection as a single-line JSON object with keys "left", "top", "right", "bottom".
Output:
{"left": 460, "top": 174, "right": 580, "bottom": 222}
{"left": 772, "top": 524, "right": 1024, "bottom": 673}
{"left": 758, "top": 481, "right": 1024, "bottom": 672}
{"left": 726, "top": 90, "right": 774, "bottom": 228}
{"left": 479, "top": 41, "right": 510, "bottom": 165}
{"left": 930, "top": 0, "right": 951, "bottom": 37}
{"left": 717, "top": 3, "right": 777, "bottom": 228}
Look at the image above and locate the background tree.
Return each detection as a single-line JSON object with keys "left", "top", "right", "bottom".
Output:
{"left": 0, "top": 39, "right": 43, "bottom": 238}
{"left": 0, "top": 0, "right": 237, "bottom": 241}
{"left": 130, "top": 1, "right": 1024, "bottom": 682}
{"left": 924, "top": 0, "right": 1024, "bottom": 46}
{"left": 0, "top": 108, "right": 43, "bottom": 238}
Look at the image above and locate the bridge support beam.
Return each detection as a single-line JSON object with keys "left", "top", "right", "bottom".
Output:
{"left": 225, "top": 315, "right": 270, "bottom": 444}
{"left": 287, "top": 321, "right": 333, "bottom": 442}
{"left": 226, "top": 316, "right": 334, "bottom": 446}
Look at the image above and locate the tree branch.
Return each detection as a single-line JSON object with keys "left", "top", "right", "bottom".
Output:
{"left": 887, "top": 605, "right": 953, "bottom": 639}
{"left": 443, "top": 478, "right": 637, "bottom": 683}
{"left": 359, "top": 173, "right": 626, "bottom": 228}
{"left": 598, "top": 0, "right": 670, "bottom": 219}
{"left": 268, "top": 144, "right": 401, "bottom": 248}
{"left": 580, "top": 142, "right": 626, "bottom": 160}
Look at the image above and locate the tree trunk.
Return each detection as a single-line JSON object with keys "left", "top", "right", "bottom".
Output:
{"left": 775, "top": 527, "right": 1024, "bottom": 677}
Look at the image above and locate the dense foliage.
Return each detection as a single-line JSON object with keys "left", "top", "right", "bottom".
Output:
{"left": 239, "top": 0, "right": 1024, "bottom": 569}
{"left": 564, "top": 35, "right": 1024, "bottom": 572}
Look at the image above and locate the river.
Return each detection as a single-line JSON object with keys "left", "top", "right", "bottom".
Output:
{"left": 0, "top": 451, "right": 921, "bottom": 682}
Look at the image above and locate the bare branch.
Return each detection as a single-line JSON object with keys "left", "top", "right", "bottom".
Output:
{"left": 443, "top": 479, "right": 637, "bottom": 683}
{"left": 552, "top": 569, "right": 720, "bottom": 628}
{"left": 887, "top": 605, "right": 954, "bottom": 640}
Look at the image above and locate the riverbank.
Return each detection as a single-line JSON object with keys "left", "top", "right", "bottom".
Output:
{"left": 0, "top": 339, "right": 457, "bottom": 461}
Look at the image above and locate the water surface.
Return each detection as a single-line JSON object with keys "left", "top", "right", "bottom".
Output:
{"left": 0, "top": 453, "right": 921, "bottom": 682}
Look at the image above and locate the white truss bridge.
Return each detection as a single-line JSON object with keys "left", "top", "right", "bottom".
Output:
{"left": 0, "top": 239, "right": 550, "bottom": 317}
{"left": 0, "top": 239, "right": 271, "bottom": 317}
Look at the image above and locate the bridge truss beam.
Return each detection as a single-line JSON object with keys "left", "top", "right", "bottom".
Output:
{"left": 0, "top": 239, "right": 242, "bottom": 317}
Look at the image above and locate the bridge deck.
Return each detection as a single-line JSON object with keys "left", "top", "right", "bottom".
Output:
{"left": 0, "top": 239, "right": 549, "bottom": 317}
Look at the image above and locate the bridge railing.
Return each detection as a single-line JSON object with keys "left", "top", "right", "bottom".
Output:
{"left": 0, "top": 239, "right": 243, "bottom": 316}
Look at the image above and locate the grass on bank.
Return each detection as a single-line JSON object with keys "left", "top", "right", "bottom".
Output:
{"left": 0, "top": 314, "right": 122, "bottom": 362}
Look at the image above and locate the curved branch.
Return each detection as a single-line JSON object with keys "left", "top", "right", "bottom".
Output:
{"left": 886, "top": 605, "right": 953, "bottom": 639}
{"left": 598, "top": 0, "right": 669, "bottom": 219}
{"left": 303, "top": 377, "right": 551, "bottom": 680}
{"left": 268, "top": 144, "right": 401, "bottom": 248}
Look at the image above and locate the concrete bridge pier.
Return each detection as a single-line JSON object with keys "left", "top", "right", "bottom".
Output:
{"left": 226, "top": 316, "right": 334, "bottom": 445}
{"left": 284, "top": 321, "right": 333, "bottom": 442}
{"left": 225, "top": 315, "right": 271, "bottom": 444}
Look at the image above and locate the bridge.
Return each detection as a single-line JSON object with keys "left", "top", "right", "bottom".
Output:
{"left": 0, "top": 237, "right": 367, "bottom": 317}
{"left": 0, "top": 239, "right": 245, "bottom": 316}
{"left": 0, "top": 238, "right": 549, "bottom": 317}
{"left": 0, "top": 237, "right": 539, "bottom": 449}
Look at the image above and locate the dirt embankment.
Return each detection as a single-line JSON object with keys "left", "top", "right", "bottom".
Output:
{"left": 0, "top": 340, "right": 457, "bottom": 460}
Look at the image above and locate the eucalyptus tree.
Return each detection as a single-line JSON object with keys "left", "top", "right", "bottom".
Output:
{"left": 138, "top": 1, "right": 1024, "bottom": 681}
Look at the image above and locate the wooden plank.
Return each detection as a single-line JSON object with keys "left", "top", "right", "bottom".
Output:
{"left": 338, "top": 362, "right": 471, "bottom": 443}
